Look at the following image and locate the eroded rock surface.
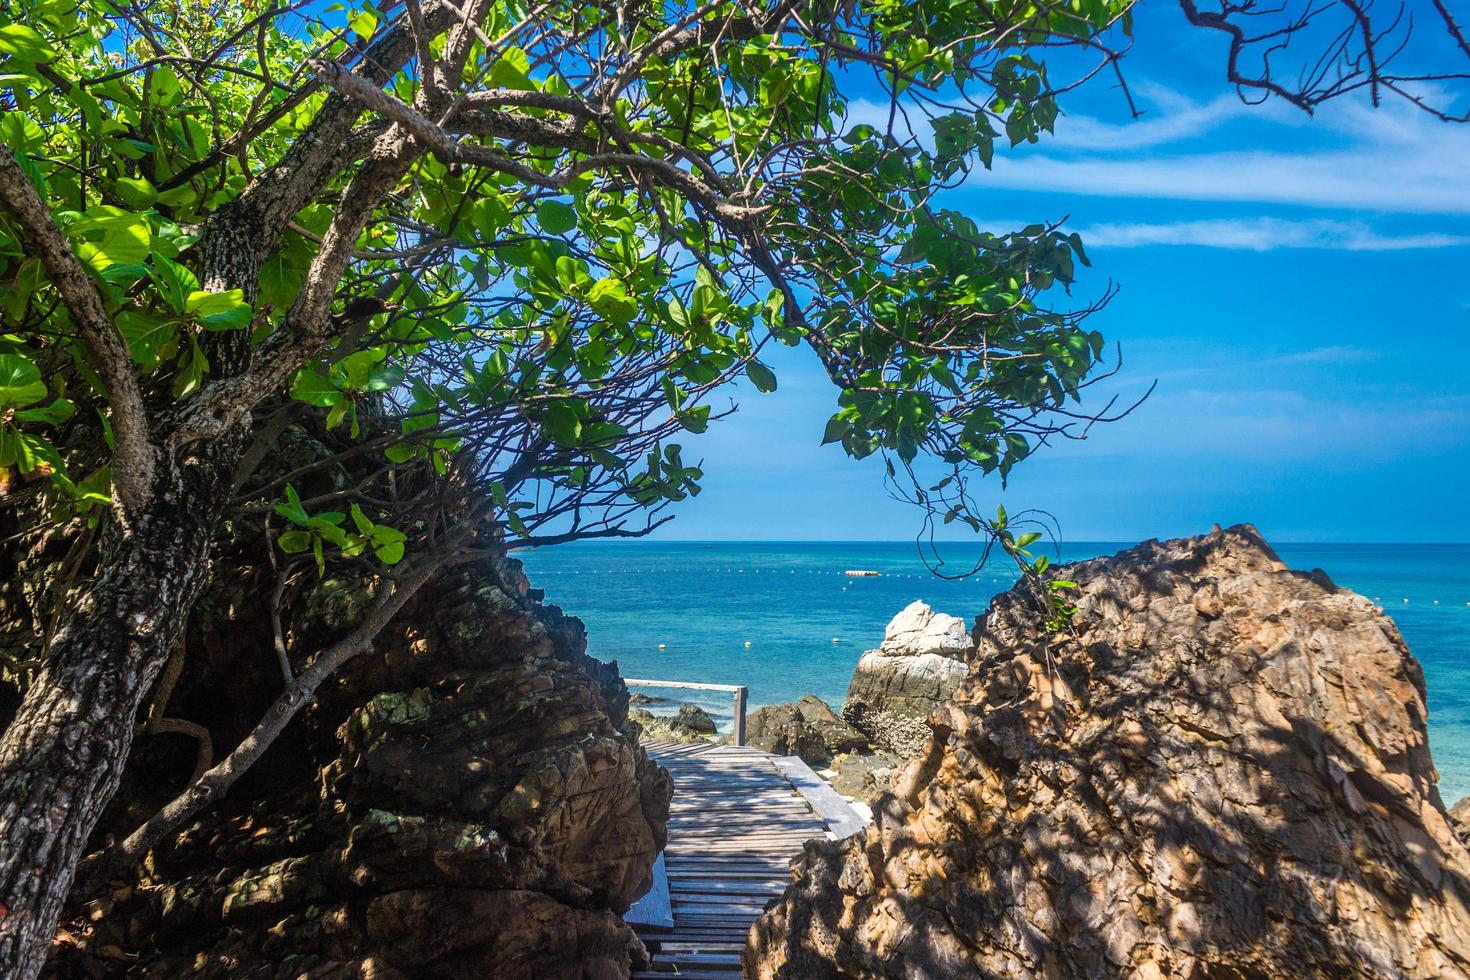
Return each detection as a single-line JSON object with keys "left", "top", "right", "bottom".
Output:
{"left": 746, "top": 695, "right": 869, "bottom": 766}
{"left": 749, "top": 525, "right": 1470, "bottom": 979}
{"left": 842, "top": 600, "right": 970, "bottom": 757}
{"left": 61, "top": 555, "right": 670, "bottom": 980}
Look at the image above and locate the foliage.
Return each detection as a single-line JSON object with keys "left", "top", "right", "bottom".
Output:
{"left": 0, "top": 0, "right": 1139, "bottom": 580}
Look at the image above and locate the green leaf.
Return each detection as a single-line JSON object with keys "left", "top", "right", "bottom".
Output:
{"left": 0, "top": 114, "right": 43, "bottom": 153}
{"left": 543, "top": 402, "right": 582, "bottom": 445}
{"left": 364, "top": 363, "right": 405, "bottom": 393}
{"left": 350, "top": 503, "right": 373, "bottom": 536}
{"left": 185, "top": 289, "right": 251, "bottom": 330}
{"left": 0, "top": 354, "right": 47, "bottom": 407}
{"left": 275, "top": 484, "right": 309, "bottom": 525}
{"left": 1015, "top": 531, "right": 1041, "bottom": 547}
{"left": 587, "top": 278, "right": 638, "bottom": 323}
{"left": 73, "top": 213, "right": 150, "bottom": 272}
{"left": 115, "top": 175, "right": 157, "bottom": 209}
{"left": 537, "top": 200, "right": 577, "bottom": 234}
{"left": 820, "top": 415, "right": 851, "bottom": 445}
{"left": 745, "top": 360, "right": 777, "bottom": 393}
{"left": 0, "top": 25, "right": 58, "bottom": 62}
{"left": 14, "top": 397, "right": 74, "bottom": 426}
{"left": 151, "top": 255, "right": 199, "bottom": 313}
{"left": 277, "top": 530, "right": 313, "bottom": 553}
{"left": 348, "top": 7, "right": 378, "bottom": 39}
{"left": 370, "top": 525, "right": 406, "bottom": 564}
{"left": 290, "top": 369, "right": 342, "bottom": 407}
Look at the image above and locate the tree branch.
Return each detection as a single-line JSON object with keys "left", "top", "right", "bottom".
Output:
{"left": 0, "top": 151, "right": 157, "bottom": 513}
{"left": 82, "top": 531, "right": 470, "bottom": 889}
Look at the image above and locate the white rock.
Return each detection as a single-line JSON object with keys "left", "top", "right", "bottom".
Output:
{"left": 876, "top": 600, "right": 974, "bottom": 659}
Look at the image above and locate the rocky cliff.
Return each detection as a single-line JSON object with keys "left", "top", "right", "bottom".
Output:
{"left": 748, "top": 525, "right": 1470, "bottom": 978}
{"left": 29, "top": 547, "right": 669, "bottom": 979}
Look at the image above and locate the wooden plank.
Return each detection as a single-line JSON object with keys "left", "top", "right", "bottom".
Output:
{"left": 771, "top": 755, "right": 868, "bottom": 839}
{"left": 624, "top": 852, "right": 673, "bottom": 930}
{"left": 630, "top": 738, "right": 863, "bottom": 979}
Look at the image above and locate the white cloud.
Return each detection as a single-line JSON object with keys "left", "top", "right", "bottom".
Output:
{"left": 1074, "top": 217, "right": 1470, "bottom": 250}
{"left": 1048, "top": 87, "right": 1295, "bottom": 151}
{"left": 984, "top": 146, "right": 1470, "bottom": 213}
{"left": 974, "top": 86, "right": 1470, "bottom": 214}
{"left": 1261, "top": 345, "right": 1379, "bottom": 366}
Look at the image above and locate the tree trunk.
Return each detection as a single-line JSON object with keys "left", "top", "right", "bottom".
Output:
{"left": 0, "top": 460, "right": 227, "bottom": 979}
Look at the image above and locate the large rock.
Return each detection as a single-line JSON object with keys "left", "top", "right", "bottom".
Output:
{"left": 748, "top": 525, "right": 1470, "bottom": 979}
{"left": 55, "top": 554, "right": 671, "bottom": 980}
{"left": 632, "top": 703, "right": 718, "bottom": 743}
{"left": 842, "top": 600, "right": 971, "bottom": 757}
{"left": 746, "top": 695, "right": 869, "bottom": 766}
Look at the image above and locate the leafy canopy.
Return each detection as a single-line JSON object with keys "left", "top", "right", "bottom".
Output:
{"left": 1, "top": 0, "right": 1133, "bottom": 570}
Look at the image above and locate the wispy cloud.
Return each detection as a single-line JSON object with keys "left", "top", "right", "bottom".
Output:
{"left": 1262, "top": 345, "right": 1379, "bottom": 366}
{"left": 1074, "top": 217, "right": 1470, "bottom": 250}
{"left": 1047, "top": 85, "right": 1297, "bottom": 151}
{"left": 975, "top": 88, "right": 1470, "bottom": 214}
{"left": 984, "top": 147, "right": 1470, "bottom": 213}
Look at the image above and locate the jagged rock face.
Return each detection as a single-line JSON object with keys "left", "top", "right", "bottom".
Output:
{"left": 746, "top": 696, "right": 869, "bottom": 766}
{"left": 62, "top": 556, "right": 670, "bottom": 980}
{"left": 748, "top": 526, "right": 1470, "bottom": 979}
{"left": 843, "top": 601, "right": 970, "bottom": 757}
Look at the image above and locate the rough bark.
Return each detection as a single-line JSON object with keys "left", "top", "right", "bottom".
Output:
{"left": 747, "top": 525, "right": 1470, "bottom": 979}
{"left": 0, "top": 19, "right": 433, "bottom": 971}
{"left": 0, "top": 455, "right": 227, "bottom": 977}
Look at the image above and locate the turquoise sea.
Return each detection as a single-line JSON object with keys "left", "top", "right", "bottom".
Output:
{"left": 519, "top": 541, "right": 1470, "bottom": 804}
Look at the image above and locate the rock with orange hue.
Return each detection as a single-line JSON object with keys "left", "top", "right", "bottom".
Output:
{"left": 747, "top": 526, "right": 1470, "bottom": 979}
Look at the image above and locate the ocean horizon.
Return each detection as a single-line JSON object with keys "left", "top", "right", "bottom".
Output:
{"left": 520, "top": 538, "right": 1470, "bottom": 804}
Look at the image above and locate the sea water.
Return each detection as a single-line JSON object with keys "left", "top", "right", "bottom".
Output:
{"left": 519, "top": 541, "right": 1470, "bottom": 803}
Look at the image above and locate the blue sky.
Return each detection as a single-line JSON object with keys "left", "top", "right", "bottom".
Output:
{"left": 659, "top": 5, "right": 1470, "bottom": 543}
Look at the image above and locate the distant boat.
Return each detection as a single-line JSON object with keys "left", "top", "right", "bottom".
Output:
{"left": 844, "top": 570, "right": 880, "bottom": 577}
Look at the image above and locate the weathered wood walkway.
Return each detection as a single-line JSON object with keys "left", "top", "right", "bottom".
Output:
{"left": 629, "top": 739, "right": 865, "bottom": 978}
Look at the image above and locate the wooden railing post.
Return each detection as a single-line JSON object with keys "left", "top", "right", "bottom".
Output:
{"left": 624, "top": 678, "right": 752, "bottom": 745}
{"left": 733, "top": 686, "right": 748, "bottom": 747}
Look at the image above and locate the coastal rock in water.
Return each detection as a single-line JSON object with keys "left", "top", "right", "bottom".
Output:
{"left": 745, "top": 696, "right": 869, "bottom": 766}
{"left": 677, "top": 703, "right": 717, "bottom": 735}
{"left": 748, "top": 525, "right": 1470, "bottom": 979}
{"left": 842, "top": 600, "right": 971, "bottom": 757}
{"left": 632, "top": 703, "right": 717, "bottom": 743}
{"left": 59, "top": 555, "right": 670, "bottom": 980}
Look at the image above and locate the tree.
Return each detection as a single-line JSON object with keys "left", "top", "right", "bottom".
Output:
{"left": 0, "top": 0, "right": 1463, "bottom": 975}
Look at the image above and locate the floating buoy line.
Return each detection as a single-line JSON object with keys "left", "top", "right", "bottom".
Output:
{"left": 527, "top": 568, "right": 1468, "bottom": 608}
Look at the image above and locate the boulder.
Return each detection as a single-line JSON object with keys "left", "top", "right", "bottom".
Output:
{"left": 826, "top": 749, "right": 902, "bottom": 803}
{"left": 676, "top": 703, "right": 717, "bottom": 735}
{"left": 748, "top": 525, "right": 1470, "bottom": 979}
{"left": 745, "top": 696, "right": 869, "bottom": 766}
{"left": 58, "top": 555, "right": 671, "bottom": 980}
{"left": 842, "top": 600, "right": 971, "bottom": 757}
{"left": 631, "top": 703, "right": 718, "bottom": 743}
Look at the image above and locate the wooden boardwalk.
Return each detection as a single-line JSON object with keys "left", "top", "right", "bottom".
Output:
{"left": 629, "top": 739, "right": 865, "bottom": 978}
